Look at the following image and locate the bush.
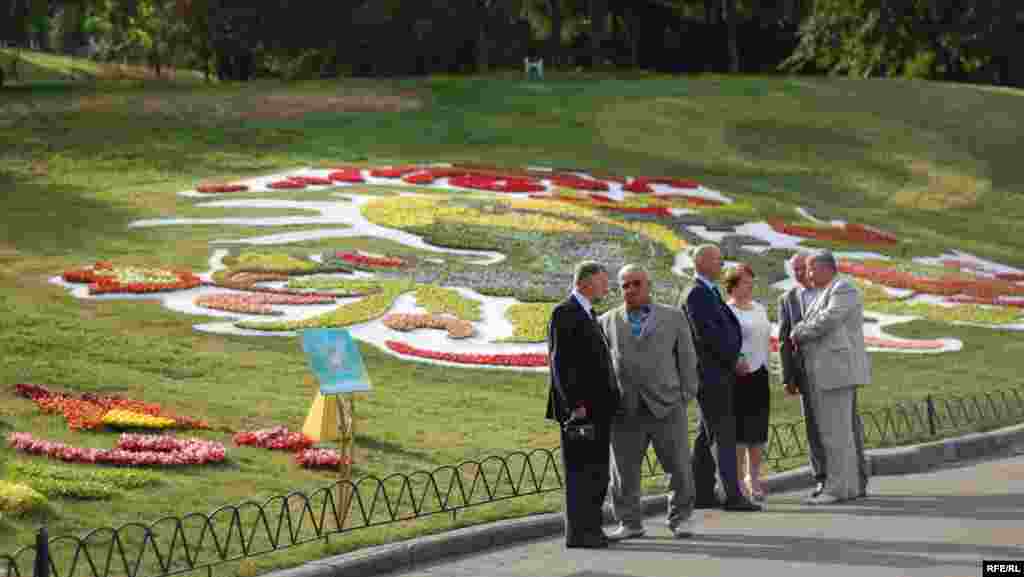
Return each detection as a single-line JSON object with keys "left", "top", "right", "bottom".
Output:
{"left": 6, "top": 461, "right": 162, "bottom": 501}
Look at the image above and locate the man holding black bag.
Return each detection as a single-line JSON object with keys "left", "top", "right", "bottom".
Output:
{"left": 547, "top": 261, "right": 621, "bottom": 549}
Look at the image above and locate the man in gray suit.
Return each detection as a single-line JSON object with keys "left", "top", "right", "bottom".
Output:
{"left": 599, "top": 264, "right": 701, "bottom": 539}
{"left": 778, "top": 252, "right": 828, "bottom": 497}
{"left": 790, "top": 251, "right": 871, "bottom": 504}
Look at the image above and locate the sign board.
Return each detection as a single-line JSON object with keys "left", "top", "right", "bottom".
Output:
{"left": 301, "top": 328, "right": 372, "bottom": 394}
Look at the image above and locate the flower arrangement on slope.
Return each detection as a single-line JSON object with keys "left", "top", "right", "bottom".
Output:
{"left": 769, "top": 219, "right": 899, "bottom": 246}
{"left": 329, "top": 250, "right": 406, "bottom": 269}
{"left": 102, "top": 409, "right": 177, "bottom": 430}
{"left": 6, "top": 461, "right": 162, "bottom": 501}
{"left": 362, "top": 196, "right": 586, "bottom": 233}
{"left": 0, "top": 481, "right": 50, "bottom": 517}
{"left": 448, "top": 174, "right": 546, "bottom": 193}
{"left": 295, "top": 448, "right": 350, "bottom": 469}
{"left": 228, "top": 252, "right": 319, "bottom": 274}
{"left": 414, "top": 285, "right": 482, "bottom": 321}
{"left": 196, "top": 183, "right": 248, "bottom": 194}
{"left": 383, "top": 313, "right": 475, "bottom": 339}
{"left": 623, "top": 177, "right": 701, "bottom": 194}
{"left": 238, "top": 279, "right": 414, "bottom": 331}
{"left": 195, "top": 293, "right": 336, "bottom": 315}
{"left": 385, "top": 341, "right": 548, "bottom": 367}
{"left": 549, "top": 174, "right": 610, "bottom": 191}
{"left": 62, "top": 261, "right": 201, "bottom": 295}
{"left": 498, "top": 302, "right": 556, "bottom": 343}
{"left": 267, "top": 179, "right": 308, "bottom": 189}
{"left": 8, "top": 433, "right": 227, "bottom": 466}
{"left": 233, "top": 426, "right": 313, "bottom": 452}
{"left": 15, "top": 383, "right": 210, "bottom": 431}
{"left": 287, "top": 175, "right": 333, "bottom": 186}
{"left": 849, "top": 278, "right": 1024, "bottom": 325}
{"left": 841, "top": 260, "right": 1024, "bottom": 300}
{"left": 941, "top": 259, "right": 1024, "bottom": 283}
{"left": 328, "top": 168, "right": 366, "bottom": 183}
{"left": 284, "top": 277, "right": 385, "bottom": 296}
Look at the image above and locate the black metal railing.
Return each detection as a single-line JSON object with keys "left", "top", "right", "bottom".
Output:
{"left": 4, "top": 385, "right": 1023, "bottom": 577}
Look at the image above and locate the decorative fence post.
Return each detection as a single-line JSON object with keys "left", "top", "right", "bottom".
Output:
{"left": 32, "top": 528, "right": 48, "bottom": 577}
{"left": 926, "top": 395, "right": 938, "bottom": 437}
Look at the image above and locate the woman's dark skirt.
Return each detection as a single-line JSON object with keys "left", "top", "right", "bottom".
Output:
{"left": 734, "top": 364, "right": 770, "bottom": 446}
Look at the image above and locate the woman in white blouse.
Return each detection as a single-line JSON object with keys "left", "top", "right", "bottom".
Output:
{"left": 723, "top": 264, "right": 772, "bottom": 501}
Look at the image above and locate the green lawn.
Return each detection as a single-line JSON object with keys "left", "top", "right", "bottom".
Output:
{"left": 2, "top": 64, "right": 1024, "bottom": 576}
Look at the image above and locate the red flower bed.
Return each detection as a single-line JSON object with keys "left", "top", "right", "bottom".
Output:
{"left": 549, "top": 174, "right": 610, "bottom": 192}
{"left": 234, "top": 426, "right": 314, "bottom": 452}
{"left": 941, "top": 260, "right": 1024, "bottom": 283}
{"left": 328, "top": 168, "right": 366, "bottom": 183}
{"left": 769, "top": 220, "right": 899, "bottom": 246}
{"left": 14, "top": 383, "right": 209, "bottom": 431}
{"left": 402, "top": 172, "right": 438, "bottom": 185}
{"left": 62, "top": 262, "right": 202, "bottom": 295}
{"left": 385, "top": 340, "right": 548, "bottom": 367}
{"left": 287, "top": 175, "right": 333, "bottom": 186}
{"left": 268, "top": 179, "right": 308, "bottom": 189}
{"left": 839, "top": 260, "right": 1024, "bottom": 299}
{"left": 295, "top": 448, "right": 350, "bottom": 470}
{"left": 196, "top": 184, "right": 248, "bottom": 194}
{"left": 8, "top": 432, "right": 227, "bottom": 466}
{"left": 369, "top": 166, "right": 420, "bottom": 178}
{"left": 335, "top": 251, "right": 405, "bottom": 268}
{"left": 552, "top": 194, "right": 673, "bottom": 217}
{"left": 945, "top": 295, "right": 1024, "bottom": 308}
{"left": 448, "top": 174, "right": 546, "bottom": 193}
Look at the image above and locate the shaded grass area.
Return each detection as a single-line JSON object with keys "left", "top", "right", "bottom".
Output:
{"left": 2, "top": 71, "right": 1024, "bottom": 575}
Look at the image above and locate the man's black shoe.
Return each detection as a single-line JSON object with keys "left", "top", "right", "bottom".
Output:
{"left": 723, "top": 497, "right": 762, "bottom": 512}
{"left": 566, "top": 534, "right": 609, "bottom": 549}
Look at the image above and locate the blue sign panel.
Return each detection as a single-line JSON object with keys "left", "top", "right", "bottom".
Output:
{"left": 301, "top": 329, "right": 372, "bottom": 394}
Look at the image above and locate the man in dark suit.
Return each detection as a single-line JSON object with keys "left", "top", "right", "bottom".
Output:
{"left": 547, "top": 261, "right": 621, "bottom": 548}
{"left": 680, "top": 244, "right": 761, "bottom": 512}
{"left": 778, "top": 251, "right": 828, "bottom": 497}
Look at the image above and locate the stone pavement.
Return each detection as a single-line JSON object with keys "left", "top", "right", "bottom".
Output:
{"left": 386, "top": 453, "right": 1024, "bottom": 577}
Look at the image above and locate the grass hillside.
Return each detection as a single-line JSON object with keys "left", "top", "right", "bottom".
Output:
{"left": 0, "top": 47, "right": 206, "bottom": 84}
{"left": 2, "top": 60, "right": 1024, "bottom": 576}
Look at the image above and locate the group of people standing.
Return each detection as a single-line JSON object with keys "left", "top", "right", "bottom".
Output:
{"left": 546, "top": 244, "right": 872, "bottom": 549}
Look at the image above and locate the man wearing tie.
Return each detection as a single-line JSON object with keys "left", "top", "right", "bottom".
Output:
{"left": 778, "top": 251, "right": 828, "bottom": 498}
{"left": 547, "top": 261, "right": 621, "bottom": 548}
{"left": 680, "top": 244, "right": 761, "bottom": 512}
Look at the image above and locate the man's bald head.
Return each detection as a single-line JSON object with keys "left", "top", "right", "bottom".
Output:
{"left": 693, "top": 244, "right": 723, "bottom": 281}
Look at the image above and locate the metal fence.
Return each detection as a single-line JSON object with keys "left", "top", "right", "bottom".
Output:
{"left": 4, "top": 385, "right": 1023, "bottom": 577}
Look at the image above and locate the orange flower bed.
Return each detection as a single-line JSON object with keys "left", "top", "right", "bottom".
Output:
{"left": 383, "top": 313, "right": 474, "bottom": 339}
{"left": 768, "top": 220, "right": 898, "bottom": 246}
{"left": 327, "top": 168, "right": 366, "bottom": 183}
{"left": 62, "top": 262, "right": 201, "bottom": 295}
{"left": 196, "top": 183, "right": 248, "bottom": 194}
{"left": 839, "top": 260, "right": 1024, "bottom": 299}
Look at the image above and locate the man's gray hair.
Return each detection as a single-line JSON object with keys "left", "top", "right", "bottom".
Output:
{"left": 789, "top": 250, "right": 813, "bottom": 267}
{"left": 573, "top": 261, "right": 607, "bottom": 286}
{"left": 692, "top": 243, "right": 720, "bottom": 260}
{"left": 809, "top": 250, "right": 838, "bottom": 272}
{"left": 617, "top": 263, "right": 649, "bottom": 281}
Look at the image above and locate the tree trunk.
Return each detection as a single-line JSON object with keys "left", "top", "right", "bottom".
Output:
{"left": 590, "top": 0, "right": 608, "bottom": 68}
{"left": 723, "top": 0, "right": 739, "bottom": 72}
{"left": 547, "top": 0, "right": 561, "bottom": 67}
{"left": 624, "top": 3, "right": 638, "bottom": 68}
{"left": 476, "top": 24, "right": 489, "bottom": 73}
{"left": 706, "top": 0, "right": 720, "bottom": 25}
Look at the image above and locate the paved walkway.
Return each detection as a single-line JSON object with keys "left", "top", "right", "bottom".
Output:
{"left": 386, "top": 454, "right": 1024, "bottom": 577}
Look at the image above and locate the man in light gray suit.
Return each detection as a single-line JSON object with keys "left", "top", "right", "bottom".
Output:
{"left": 790, "top": 251, "right": 871, "bottom": 504}
{"left": 778, "top": 252, "right": 828, "bottom": 497}
{"left": 599, "top": 264, "right": 701, "bottom": 539}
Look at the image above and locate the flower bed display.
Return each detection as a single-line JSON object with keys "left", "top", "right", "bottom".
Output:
{"left": 239, "top": 280, "right": 413, "bottom": 331}
{"left": 448, "top": 174, "right": 546, "bottom": 193}
{"left": 295, "top": 448, "right": 349, "bottom": 470}
{"left": 385, "top": 341, "right": 548, "bottom": 367}
{"left": 382, "top": 313, "right": 475, "bottom": 339}
{"left": 102, "top": 409, "right": 177, "bottom": 430}
{"left": 331, "top": 251, "right": 406, "bottom": 269}
{"left": 946, "top": 295, "right": 1024, "bottom": 308}
{"left": 195, "top": 293, "right": 336, "bottom": 315}
{"left": 196, "top": 183, "right": 248, "bottom": 194}
{"left": 0, "top": 481, "right": 49, "bottom": 516}
{"left": 362, "top": 196, "right": 586, "bottom": 233}
{"left": 233, "top": 426, "right": 314, "bottom": 452}
{"left": 499, "top": 302, "right": 556, "bottom": 343}
{"left": 623, "top": 177, "right": 701, "bottom": 194}
{"left": 284, "top": 277, "right": 384, "bottom": 296}
{"left": 8, "top": 432, "right": 227, "bottom": 466}
{"left": 328, "top": 168, "right": 366, "bottom": 183}
{"left": 549, "top": 174, "right": 610, "bottom": 191}
{"left": 369, "top": 166, "right": 420, "bottom": 178}
{"left": 769, "top": 220, "right": 899, "bottom": 246}
{"left": 15, "top": 383, "right": 210, "bottom": 431}
{"left": 62, "top": 261, "right": 201, "bottom": 295}
{"left": 841, "top": 260, "right": 1024, "bottom": 299}
{"left": 229, "top": 252, "right": 319, "bottom": 274}
{"left": 287, "top": 175, "right": 332, "bottom": 186}
{"left": 414, "top": 285, "right": 482, "bottom": 321}
{"left": 267, "top": 179, "right": 308, "bottom": 189}
{"left": 7, "top": 461, "right": 161, "bottom": 501}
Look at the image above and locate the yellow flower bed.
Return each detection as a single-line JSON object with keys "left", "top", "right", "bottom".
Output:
{"left": 498, "top": 302, "right": 556, "bottom": 343}
{"left": 239, "top": 280, "right": 413, "bottom": 331}
{"left": 363, "top": 196, "right": 585, "bottom": 233}
{"left": 0, "top": 481, "right": 49, "bottom": 517}
{"left": 286, "top": 277, "right": 382, "bottom": 295}
{"left": 102, "top": 409, "right": 177, "bottom": 429}
{"left": 414, "top": 285, "right": 482, "bottom": 321}
{"left": 232, "top": 252, "right": 316, "bottom": 272}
